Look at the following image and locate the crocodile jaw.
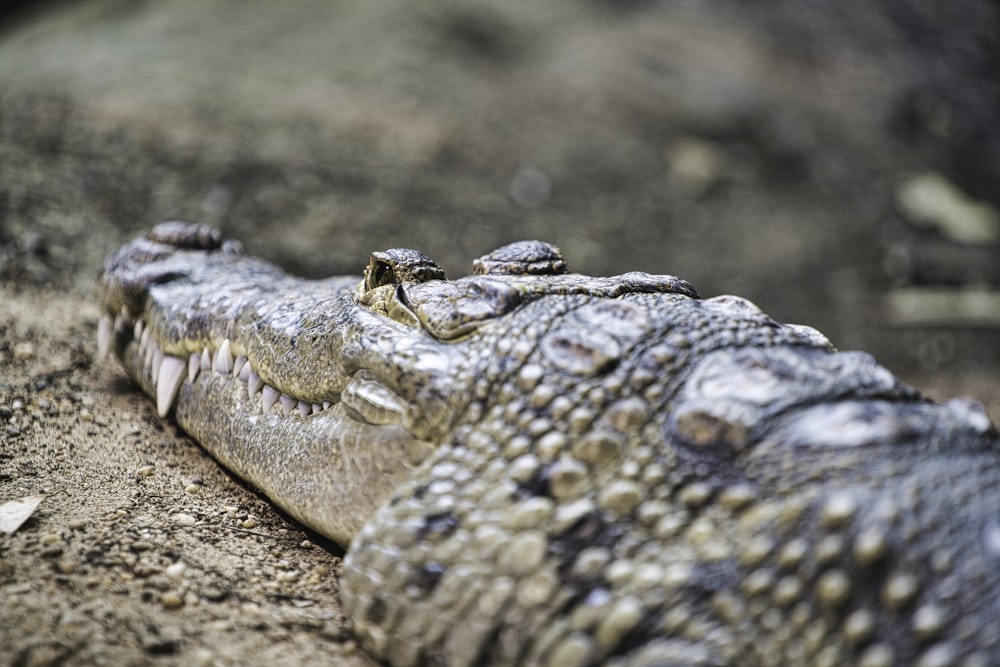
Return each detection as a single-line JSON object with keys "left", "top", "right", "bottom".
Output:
{"left": 99, "top": 313, "right": 435, "bottom": 546}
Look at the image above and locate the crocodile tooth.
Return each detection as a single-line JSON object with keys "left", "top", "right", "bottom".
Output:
{"left": 237, "top": 357, "right": 251, "bottom": 382}
{"left": 139, "top": 327, "right": 151, "bottom": 358}
{"left": 214, "top": 339, "right": 233, "bottom": 375}
{"left": 297, "top": 401, "right": 311, "bottom": 417}
{"left": 156, "top": 355, "right": 187, "bottom": 418}
{"left": 200, "top": 347, "right": 212, "bottom": 371}
{"left": 261, "top": 385, "right": 279, "bottom": 412}
{"left": 312, "top": 403, "right": 322, "bottom": 414}
{"left": 133, "top": 319, "right": 144, "bottom": 341}
{"left": 113, "top": 311, "right": 127, "bottom": 333}
{"left": 188, "top": 353, "right": 201, "bottom": 383}
{"left": 322, "top": 401, "right": 332, "bottom": 411}
{"left": 97, "top": 315, "right": 113, "bottom": 360}
{"left": 248, "top": 371, "right": 263, "bottom": 398}
{"left": 151, "top": 346, "right": 164, "bottom": 385}
{"left": 342, "top": 377, "right": 407, "bottom": 426}
{"left": 279, "top": 394, "right": 296, "bottom": 416}
{"left": 143, "top": 337, "right": 156, "bottom": 373}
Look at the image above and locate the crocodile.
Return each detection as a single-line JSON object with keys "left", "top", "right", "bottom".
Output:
{"left": 97, "top": 221, "right": 1000, "bottom": 667}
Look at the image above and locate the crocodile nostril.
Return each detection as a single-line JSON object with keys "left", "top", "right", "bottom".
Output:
{"left": 147, "top": 221, "right": 223, "bottom": 250}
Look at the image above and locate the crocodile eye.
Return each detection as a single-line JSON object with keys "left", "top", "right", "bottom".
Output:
{"left": 357, "top": 248, "right": 448, "bottom": 326}
{"left": 363, "top": 248, "right": 446, "bottom": 292}
{"left": 366, "top": 258, "right": 396, "bottom": 291}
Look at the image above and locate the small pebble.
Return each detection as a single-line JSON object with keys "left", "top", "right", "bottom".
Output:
{"left": 172, "top": 513, "right": 197, "bottom": 526}
{"left": 161, "top": 592, "right": 184, "bottom": 609}
{"left": 133, "top": 564, "right": 160, "bottom": 578}
{"left": 137, "top": 465, "right": 155, "bottom": 478}
{"left": 184, "top": 484, "right": 200, "bottom": 495}
{"left": 13, "top": 342, "right": 34, "bottom": 359}
{"left": 55, "top": 560, "right": 78, "bottom": 575}
{"left": 242, "top": 518, "right": 257, "bottom": 529}
{"left": 165, "top": 562, "right": 187, "bottom": 579}
{"left": 202, "top": 586, "right": 228, "bottom": 602}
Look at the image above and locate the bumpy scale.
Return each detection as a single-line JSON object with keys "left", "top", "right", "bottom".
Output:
{"left": 97, "top": 222, "right": 1000, "bottom": 667}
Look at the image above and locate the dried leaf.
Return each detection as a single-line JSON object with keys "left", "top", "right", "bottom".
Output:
{"left": 0, "top": 495, "right": 47, "bottom": 535}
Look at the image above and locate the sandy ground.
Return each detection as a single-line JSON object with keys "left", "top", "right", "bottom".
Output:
{"left": 0, "top": 284, "right": 375, "bottom": 666}
{"left": 1, "top": 1, "right": 999, "bottom": 665}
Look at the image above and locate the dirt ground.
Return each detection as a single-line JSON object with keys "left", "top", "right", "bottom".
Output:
{"left": 1, "top": 1, "right": 999, "bottom": 665}
{"left": 1, "top": 285, "right": 377, "bottom": 666}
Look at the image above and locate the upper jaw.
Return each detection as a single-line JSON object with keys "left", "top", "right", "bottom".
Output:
{"left": 97, "top": 303, "right": 465, "bottom": 439}
{"left": 95, "top": 225, "right": 467, "bottom": 439}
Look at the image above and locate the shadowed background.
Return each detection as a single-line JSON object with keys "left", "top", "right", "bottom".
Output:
{"left": 2, "top": 0, "right": 998, "bottom": 381}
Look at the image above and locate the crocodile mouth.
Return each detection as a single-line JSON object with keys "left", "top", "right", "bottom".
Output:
{"left": 97, "top": 303, "right": 435, "bottom": 545}
{"left": 97, "top": 311, "right": 407, "bottom": 430}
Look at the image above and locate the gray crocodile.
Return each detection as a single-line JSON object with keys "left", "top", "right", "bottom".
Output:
{"left": 97, "top": 222, "right": 1000, "bottom": 667}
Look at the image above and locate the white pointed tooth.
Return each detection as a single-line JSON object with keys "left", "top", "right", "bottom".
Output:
{"left": 151, "top": 346, "right": 163, "bottom": 384}
{"left": 188, "top": 353, "right": 201, "bottom": 383}
{"left": 133, "top": 319, "right": 144, "bottom": 340}
{"left": 214, "top": 339, "right": 233, "bottom": 374}
{"left": 262, "top": 385, "right": 279, "bottom": 412}
{"left": 139, "top": 327, "right": 151, "bottom": 357}
{"left": 113, "top": 311, "right": 127, "bottom": 333}
{"left": 279, "top": 394, "right": 296, "bottom": 416}
{"left": 236, "top": 357, "right": 251, "bottom": 382}
{"left": 200, "top": 347, "right": 212, "bottom": 371}
{"left": 322, "top": 401, "right": 332, "bottom": 411}
{"left": 297, "top": 401, "right": 311, "bottom": 417}
{"left": 97, "top": 315, "right": 113, "bottom": 360}
{"left": 311, "top": 403, "right": 322, "bottom": 414}
{"left": 248, "top": 371, "right": 263, "bottom": 398}
{"left": 143, "top": 337, "right": 156, "bottom": 372}
{"left": 156, "top": 355, "right": 187, "bottom": 418}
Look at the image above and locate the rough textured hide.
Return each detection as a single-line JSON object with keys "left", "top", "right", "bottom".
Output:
{"left": 99, "top": 223, "right": 1000, "bottom": 667}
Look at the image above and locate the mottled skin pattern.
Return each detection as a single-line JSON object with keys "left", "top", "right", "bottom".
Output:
{"left": 97, "top": 222, "right": 1000, "bottom": 667}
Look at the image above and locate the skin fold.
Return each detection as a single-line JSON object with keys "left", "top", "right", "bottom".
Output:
{"left": 98, "top": 222, "right": 1000, "bottom": 667}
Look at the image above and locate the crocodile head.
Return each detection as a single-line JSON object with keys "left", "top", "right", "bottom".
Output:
{"left": 95, "top": 222, "right": 701, "bottom": 543}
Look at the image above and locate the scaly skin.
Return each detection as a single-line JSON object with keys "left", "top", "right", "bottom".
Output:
{"left": 97, "top": 222, "right": 1000, "bottom": 667}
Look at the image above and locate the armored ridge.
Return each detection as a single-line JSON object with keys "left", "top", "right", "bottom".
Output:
{"left": 97, "top": 222, "right": 1000, "bottom": 666}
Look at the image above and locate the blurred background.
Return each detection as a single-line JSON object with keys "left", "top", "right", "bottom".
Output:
{"left": 1, "top": 0, "right": 998, "bottom": 395}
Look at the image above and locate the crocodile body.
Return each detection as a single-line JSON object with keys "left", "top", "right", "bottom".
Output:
{"left": 97, "top": 222, "right": 1000, "bottom": 667}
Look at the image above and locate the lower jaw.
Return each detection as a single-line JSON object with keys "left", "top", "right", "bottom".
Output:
{"left": 121, "top": 341, "right": 434, "bottom": 546}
